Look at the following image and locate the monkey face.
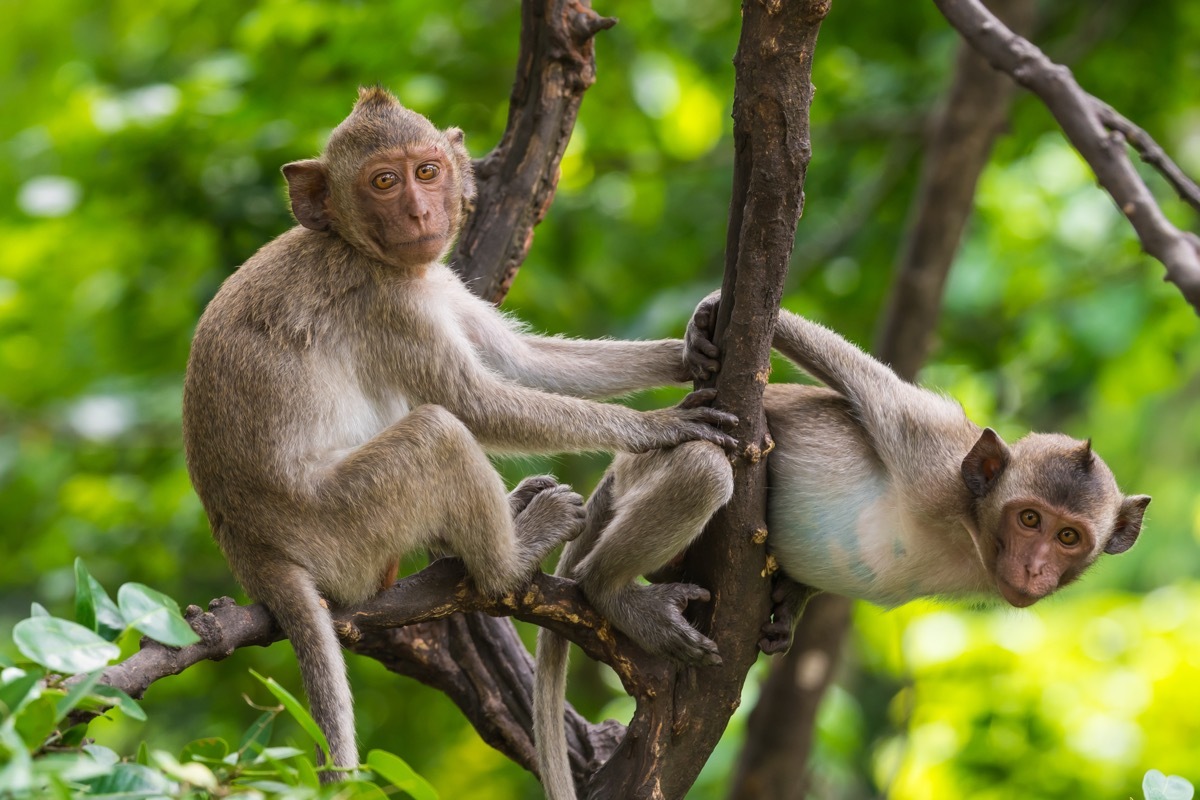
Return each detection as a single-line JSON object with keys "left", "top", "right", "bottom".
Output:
{"left": 351, "top": 145, "right": 462, "bottom": 267}
{"left": 990, "top": 498, "right": 1099, "bottom": 607}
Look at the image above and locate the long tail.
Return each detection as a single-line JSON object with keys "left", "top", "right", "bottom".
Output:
{"left": 257, "top": 564, "right": 357, "bottom": 783}
{"left": 534, "top": 474, "right": 616, "bottom": 800}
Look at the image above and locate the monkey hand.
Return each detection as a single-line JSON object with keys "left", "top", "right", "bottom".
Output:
{"left": 758, "top": 577, "right": 818, "bottom": 655}
{"left": 641, "top": 390, "right": 738, "bottom": 452}
{"left": 683, "top": 291, "right": 722, "bottom": 381}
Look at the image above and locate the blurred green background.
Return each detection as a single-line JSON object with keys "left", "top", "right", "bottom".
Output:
{"left": 2, "top": 0, "right": 1198, "bottom": 797}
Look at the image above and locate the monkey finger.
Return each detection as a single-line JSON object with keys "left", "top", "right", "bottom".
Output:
{"left": 680, "top": 388, "right": 718, "bottom": 408}
{"left": 697, "top": 408, "right": 739, "bottom": 429}
{"left": 688, "top": 357, "right": 721, "bottom": 378}
{"left": 687, "top": 334, "right": 720, "bottom": 359}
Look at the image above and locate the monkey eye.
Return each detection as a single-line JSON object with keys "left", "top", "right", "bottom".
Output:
{"left": 1057, "top": 528, "right": 1080, "bottom": 546}
{"left": 415, "top": 163, "right": 440, "bottom": 181}
{"left": 371, "top": 172, "right": 398, "bottom": 190}
{"left": 1019, "top": 509, "right": 1040, "bottom": 528}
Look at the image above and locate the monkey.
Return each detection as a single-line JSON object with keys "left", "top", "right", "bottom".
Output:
{"left": 534, "top": 293, "right": 1150, "bottom": 800}
{"left": 181, "top": 88, "right": 737, "bottom": 782}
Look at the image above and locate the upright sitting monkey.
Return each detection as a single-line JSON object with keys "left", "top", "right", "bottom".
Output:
{"left": 182, "top": 88, "right": 735, "bottom": 781}
{"left": 535, "top": 293, "right": 1150, "bottom": 800}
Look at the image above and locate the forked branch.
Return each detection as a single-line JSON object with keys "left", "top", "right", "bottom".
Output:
{"left": 933, "top": 0, "right": 1200, "bottom": 313}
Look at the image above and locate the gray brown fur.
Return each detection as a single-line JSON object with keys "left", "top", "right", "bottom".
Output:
{"left": 182, "top": 88, "right": 735, "bottom": 782}
{"left": 534, "top": 293, "right": 1150, "bottom": 800}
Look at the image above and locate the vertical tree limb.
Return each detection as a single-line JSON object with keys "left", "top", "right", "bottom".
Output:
{"left": 589, "top": 1, "right": 830, "bottom": 797}
{"left": 727, "top": 1, "right": 1033, "bottom": 796}
{"left": 450, "top": 0, "right": 616, "bottom": 304}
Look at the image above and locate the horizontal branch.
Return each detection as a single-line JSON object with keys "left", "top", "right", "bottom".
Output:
{"left": 933, "top": 0, "right": 1200, "bottom": 313}
{"left": 94, "top": 559, "right": 664, "bottom": 744}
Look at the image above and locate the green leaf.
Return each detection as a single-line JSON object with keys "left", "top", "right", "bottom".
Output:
{"left": 78, "top": 762, "right": 178, "bottom": 795}
{"left": 13, "top": 693, "right": 58, "bottom": 750}
{"left": 136, "top": 740, "right": 151, "bottom": 765}
{"left": 250, "top": 670, "right": 330, "bottom": 763}
{"left": 56, "top": 669, "right": 103, "bottom": 718}
{"left": 29, "top": 602, "right": 50, "bottom": 617}
{"left": 295, "top": 754, "right": 320, "bottom": 788}
{"left": 367, "top": 750, "right": 439, "bottom": 800}
{"left": 83, "top": 743, "right": 121, "bottom": 767}
{"left": 90, "top": 684, "right": 147, "bottom": 721}
{"left": 59, "top": 723, "right": 89, "bottom": 748}
{"left": 0, "top": 669, "right": 44, "bottom": 719}
{"left": 117, "top": 583, "right": 200, "bottom": 647}
{"left": 13, "top": 618, "right": 120, "bottom": 674}
{"left": 152, "top": 750, "right": 219, "bottom": 791}
{"left": 237, "top": 710, "right": 276, "bottom": 760}
{"left": 180, "top": 737, "right": 229, "bottom": 764}
{"left": 75, "top": 559, "right": 125, "bottom": 641}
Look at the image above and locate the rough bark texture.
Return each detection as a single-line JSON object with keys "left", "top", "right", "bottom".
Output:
{"left": 728, "top": 1, "right": 1033, "bottom": 796}
{"left": 450, "top": 0, "right": 615, "bottom": 304}
{"left": 583, "top": 2, "right": 829, "bottom": 797}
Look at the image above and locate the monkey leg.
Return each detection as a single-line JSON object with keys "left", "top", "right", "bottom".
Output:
{"left": 318, "top": 404, "right": 581, "bottom": 602}
{"left": 573, "top": 441, "right": 733, "bottom": 666}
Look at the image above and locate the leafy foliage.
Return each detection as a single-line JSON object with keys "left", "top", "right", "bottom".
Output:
{"left": 0, "top": 562, "right": 436, "bottom": 798}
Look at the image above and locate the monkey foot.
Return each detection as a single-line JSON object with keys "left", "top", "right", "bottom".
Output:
{"left": 508, "top": 474, "right": 561, "bottom": 517}
{"left": 514, "top": 483, "right": 586, "bottom": 565}
{"left": 595, "top": 582, "right": 722, "bottom": 667}
{"left": 758, "top": 578, "right": 817, "bottom": 655}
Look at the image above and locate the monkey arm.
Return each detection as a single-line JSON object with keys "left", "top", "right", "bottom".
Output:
{"left": 499, "top": 335, "right": 688, "bottom": 398}
{"left": 453, "top": 281, "right": 687, "bottom": 397}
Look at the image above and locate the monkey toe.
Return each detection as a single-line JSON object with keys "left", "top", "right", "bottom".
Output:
{"left": 515, "top": 484, "right": 586, "bottom": 561}
{"left": 666, "top": 628, "right": 722, "bottom": 667}
{"left": 758, "top": 621, "right": 794, "bottom": 655}
{"left": 508, "top": 474, "right": 561, "bottom": 516}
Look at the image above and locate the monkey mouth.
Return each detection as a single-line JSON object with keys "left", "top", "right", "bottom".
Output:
{"left": 996, "top": 579, "right": 1039, "bottom": 608}
{"left": 395, "top": 234, "right": 446, "bottom": 247}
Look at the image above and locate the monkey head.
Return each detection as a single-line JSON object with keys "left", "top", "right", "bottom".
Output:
{"left": 961, "top": 428, "right": 1151, "bottom": 608}
{"left": 282, "top": 86, "right": 477, "bottom": 269}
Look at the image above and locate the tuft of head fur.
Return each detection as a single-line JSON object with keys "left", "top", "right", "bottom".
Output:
{"left": 325, "top": 86, "right": 443, "bottom": 171}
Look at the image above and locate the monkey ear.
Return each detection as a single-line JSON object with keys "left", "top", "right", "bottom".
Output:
{"left": 282, "top": 160, "right": 334, "bottom": 232}
{"left": 1074, "top": 438, "right": 1095, "bottom": 471}
{"left": 961, "top": 428, "right": 1011, "bottom": 499}
{"left": 444, "top": 127, "right": 477, "bottom": 205}
{"left": 1104, "top": 494, "right": 1151, "bottom": 555}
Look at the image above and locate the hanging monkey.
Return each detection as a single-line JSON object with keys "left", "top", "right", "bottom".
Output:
{"left": 535, "top": 293, "right": 1150, "bottom": 800}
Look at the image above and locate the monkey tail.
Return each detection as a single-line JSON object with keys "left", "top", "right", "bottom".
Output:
{"left": 256, "top": 565, "right": 358, "bottom": 783}
{"left": 533, "top": 473, "right": 617, "bottom": 800}
{"left": 534, "top": 618, "right": 576, "bottom": 800}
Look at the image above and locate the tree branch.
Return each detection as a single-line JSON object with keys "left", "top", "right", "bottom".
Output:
{"left": 95, "top": 560, "right": 638, "bottom": 771}
{"left": 450, "top": 0, "right": 616, "bottom": 304}
{"left": 729, "top": 2, "right": 1034, "bottom": 795}
{"left": 933, "top": 0, "right": 1200, "bottom": 313}
{"left": 586, "top": 1, "right": 830, "bottom": 796}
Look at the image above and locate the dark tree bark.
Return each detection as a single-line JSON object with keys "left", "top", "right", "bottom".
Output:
{"left": 585, "top": 2, "right": 830, "bottom": 797}
{"left": 728, "top": 1, "right": 1034, "bottom": 796}
{"left": 450, "top": 0, "right": 615, "bottom": 303}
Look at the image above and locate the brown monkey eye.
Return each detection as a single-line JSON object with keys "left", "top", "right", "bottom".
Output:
{"left": 1019, "top": 509, "right": 1040, "bottom": 528}
{"left": 415, "top": 163, "right": 439, "bottom": 181}
{"left": 1057, "top": 528, "right": 1080, "bottom": 546}
{"left": 371, "top": 172, "right": 398, "bottom": 190}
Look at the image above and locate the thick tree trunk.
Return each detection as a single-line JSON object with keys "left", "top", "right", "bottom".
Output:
{"left": 727, "top": 1, "right": 1034, "bottom": 796}
{"left": 588, "top": 1, "right": 830, "bottom": 797}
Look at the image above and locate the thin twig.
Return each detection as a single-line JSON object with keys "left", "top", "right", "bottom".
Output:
{"left": 933, "top": 0, "right": 1200, "bottom": 313}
